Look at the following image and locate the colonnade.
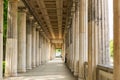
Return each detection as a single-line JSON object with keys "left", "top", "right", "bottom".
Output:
{"left": 0, "top": 0, "right": 56, "bottom": 78}
{"left": 1, "top": 0, "right": 120, "bottom": 80}
{"left": 64, "top": 0, "right": 111, "bottom": 80}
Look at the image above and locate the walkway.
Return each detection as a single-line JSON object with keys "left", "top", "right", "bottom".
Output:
{"left": 4, "top": 58, "right": 77, "bottom": 80}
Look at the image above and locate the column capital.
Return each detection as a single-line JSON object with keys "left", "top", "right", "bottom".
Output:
{"left": 18, "top": 7, "right": 28, "bottom": 13}
{"left": 33, "top": 22, "right": 39, "bottom": 26}
{"left": 29, "top": 15, "right": 34, "bottom": 20}
{"left": 9, "top": 0, "right": 18, "bottom": 2}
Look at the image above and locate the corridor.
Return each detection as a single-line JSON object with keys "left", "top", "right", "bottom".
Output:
{"left": 4, "top": 58, "right": 77, "bottom": 80}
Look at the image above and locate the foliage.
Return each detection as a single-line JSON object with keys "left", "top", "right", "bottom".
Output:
{"left": 110, "top": 40, "right": 113, "bottom": 57}
{"left": 56, "top": 49, "right": 61, "bottom": 53}
{"left": 3, "top": 0, "right": 8, "bottom": 45}
{"left": 3, "top": 61, "right": 5, "bottom": 74}
{"left": 3, "top": 0, "right": 8, "bottom": 60}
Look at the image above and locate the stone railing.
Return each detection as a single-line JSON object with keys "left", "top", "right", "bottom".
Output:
{"left": 84, "top": 62, "right": 113, "bottom": 80}
{"left": 84, "top": 62, "right": 88, "bottom": 80}
{"left": 97, "top": 64, "right": 113, "bottom": 80}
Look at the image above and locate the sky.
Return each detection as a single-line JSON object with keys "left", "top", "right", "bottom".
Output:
{"left": 108, "top": 0, "right": 113, "bottom": 40}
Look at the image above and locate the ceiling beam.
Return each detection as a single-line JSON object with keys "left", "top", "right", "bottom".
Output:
{"left": 56, "top": 0, "right": 63, "bottom": 39}
{"left": 37, "top": 0, "right": 55, "bottom": 39}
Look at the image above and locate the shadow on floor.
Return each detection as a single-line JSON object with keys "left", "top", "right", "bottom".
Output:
{"left": 4, "top": 58, "right": 77, "bottom": 80}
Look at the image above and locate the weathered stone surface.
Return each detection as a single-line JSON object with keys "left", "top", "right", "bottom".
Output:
{"left": 18, "top": 9, "right": 27, "bottom": 73}
{"left": 32, "top": 24, "right": 37, "bottom": 67}
{"left": 79, "top": 0, "right": 88, "bottom": 80}
{"left": 74, "top": 1, "right": 79, "bottom": 76}
{"left": 26, "top": 16, "right": 33, "bottom": 70}
{"left": 5, "top": 0, "right": 18, "bottom": 77}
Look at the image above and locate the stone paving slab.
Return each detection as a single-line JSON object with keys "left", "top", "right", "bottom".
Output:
{"left": 4, "top": 58, "right": 77, "bottom": 80}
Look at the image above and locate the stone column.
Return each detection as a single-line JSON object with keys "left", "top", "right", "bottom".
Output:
{"left": 39, "top": 33, "right": 42, "bottom": 65}
{"left": 47, "top": 42, "right": 51, "bottom": 61}
{"left": 74, "top": 0, "right": 80, "bottom": 76}
{"left": 5, "top": 0, "right": 18, "bottom": 77}
{"left": 88, "top": 0, "right": 97, "bottom": 80}
{"left": 18, "top": 8, "right": 27, "bottom": 72}
{"left": 44, "top": 40, "right": 47, "bottom": 63}
{"left": 78, "top": 0, "right": 88, "bottom": 80}
{"left": 36, "top": 29, "right": 40, "bottom": 66}
{"left": 26, "top": 16, "right": 33, "bottom": 70}
{"left": 0, "top": 0, "right": 3, "bottom": 79}
{"left": 114, "top": 0, "right": 120, "bottom": 80}
{"left": 71, "top": 13, "right": 75, "bottom": 72}
{"left": 41, "top": 37, "right": 44, "bottom": 64}
{"left": 32, "top": 23, "right": 37, "bottom": 67}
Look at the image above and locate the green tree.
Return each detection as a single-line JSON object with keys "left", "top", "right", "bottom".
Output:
{"left": 110, "top": 40, "right": 113, "bottom": 57}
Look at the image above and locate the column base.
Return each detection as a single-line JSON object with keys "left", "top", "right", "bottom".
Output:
{"left": 26, "top": 67, "right": 32, "bottom": 70}
{"left": 78, "top": 78, "right": 84, "bottom": 80}
{"left": 18, "top": 69, "right": 26, "bottom": 73}
{"left": 4, "top": 73, "right": 17, "bottom": 77}
{"left": 71, "top": 68, "right": 74, "bottom": 72}
{"left": 32, "top": 65, "right": 36, "bottom": 68}
{"left": 74, "top": 72, "right": 78, "bottom": 77}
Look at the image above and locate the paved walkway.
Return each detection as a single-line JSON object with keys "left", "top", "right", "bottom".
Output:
{"left": 4, "top": 58, "right": 77, "bottom": 80}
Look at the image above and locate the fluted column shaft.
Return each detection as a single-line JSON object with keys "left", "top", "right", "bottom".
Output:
{"left": 5, "top": 0, "right": 18, "bottom": 77}
{"left": 36, "top": 29, "right": 40, "bottom": 66}
{"left": 39, "top": 33, "right": 42, "bottom": 65}
{"left": 32, "top": 23, "right": 37, "bottom": 67}
{"left": 0, "top": 0, "right": 3, "bottom": 79}
{"left": 74, "top": 0, "right": 80, "bottom": 76}
{"left": 18, "top": 8, "right": 27, "bottom": 72}
{"left": 26, "top": 16, "right": 33, "bottom": 70}
{"left": 88, "top": 0, "right": 109, "bottom": 80}
{"left": 78, "top": 0, "right": 88, "bottom": 80}
{"left": 71, "top": 13, "right": 75, "bottom": 72}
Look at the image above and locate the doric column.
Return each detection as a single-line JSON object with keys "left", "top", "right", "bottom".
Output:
{"left": 36, "top": 29, "right": 40, "bottom": 66}
{"left": 88, "top": 0, "right": 97, "bottom": 80}
{"left": 44, "top": 40, "right": 47, "bottom": 63}
{"left": 78, "top": 0, "right": 88, "bottom": 80}
{"left": 39, "top": 33, "right": 42, "bottom": 65}
{"left": 32, "top": 22, "right": 37, "bottom": 67}
{"left": 0, "top": 0, "right": 3, "bottom": 79}
{"left": 71, "top": 13, "right": 75, "bottom": 72}
{"left": 26, "top": 15, "right": 33, "bottom": 70}
{"left": 114, "top": 0, "right": 120, "bottom": 80}
{"left": 74, "top": 0, "right": 80, "bottom": 76}
{"left": 41, "top": 37, "right": 44, "bottom": 64}
{"left": 5, "top": 0, "right": 18, "bottom": 77}
{"left": 88, "top": 0, "right": 109, "bottom": 80}
{"left": 18, "top": 8, "right": 27, "bottom": 72}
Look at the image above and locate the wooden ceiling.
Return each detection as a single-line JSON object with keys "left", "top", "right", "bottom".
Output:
{"left": 22, "top": 0, "right": 72, "bottom": 41}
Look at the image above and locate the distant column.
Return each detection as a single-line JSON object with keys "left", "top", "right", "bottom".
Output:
{"left": 36, "top": 28, "right": 40, "bottom": 66}
{"left": 0, "top": 0, "right": 3, "bottom": 79}
{"left": 32, "top": 22, "right": 37, "bottom": 67}
{"left": 39, "top": 33, "right": 42, "bottom": 65}
{"left": 5, "top": 0, "right": 18, "bottom": 77}
{"left": 113, "top": 0, "right": 120, "bottom": 80}
{"left": 41, "top": 37, "right": 44, "bottom": 64}
{"left": 71, "top": 13, "right": 75, "bottom": 72}
{"left": 18, "top": 8, "right": 27, "bottom": 72}
{"left": 26, "top": 15, "right": 33, "bottom": 70}
{"left": 74, "top": 0, "right": 80, "bottom": 76}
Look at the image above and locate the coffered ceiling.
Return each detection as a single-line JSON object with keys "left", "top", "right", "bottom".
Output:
{"left": 20, "top": 0, "right": 73, "bottom": 48}
{"left": 22, "top": 0, "right": 72, "bottom": 40}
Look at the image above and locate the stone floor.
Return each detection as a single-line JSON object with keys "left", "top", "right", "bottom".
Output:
{"left": 4, "top": 58, "right": 77, "bottom": 80}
